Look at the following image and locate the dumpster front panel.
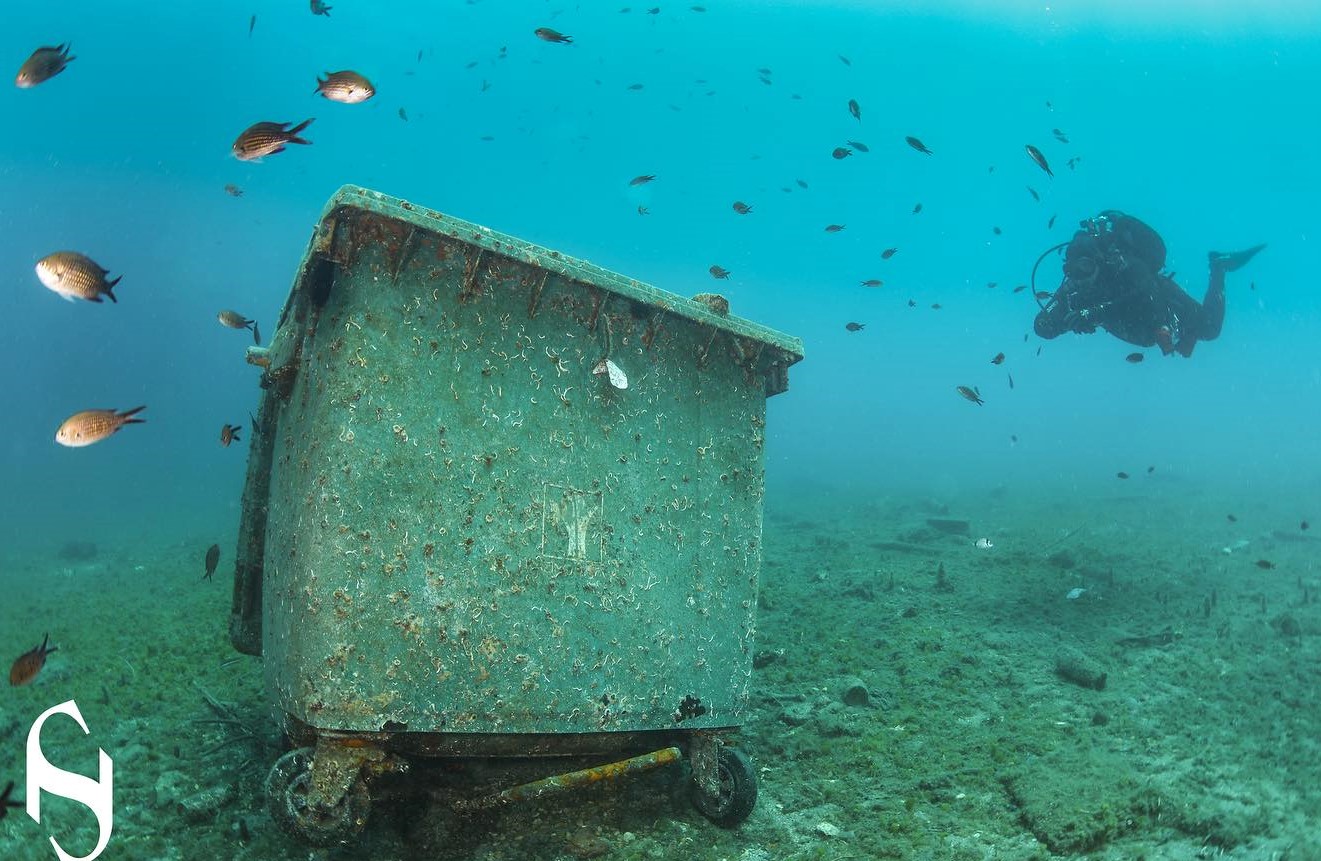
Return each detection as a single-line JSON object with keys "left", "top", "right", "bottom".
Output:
{"left": 261, "top": 192, "right": 793, "bottom": 736}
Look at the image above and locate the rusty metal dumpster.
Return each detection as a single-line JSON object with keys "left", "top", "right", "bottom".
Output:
{"left": 229, "top": 185, "right": 803, "bottom": 845}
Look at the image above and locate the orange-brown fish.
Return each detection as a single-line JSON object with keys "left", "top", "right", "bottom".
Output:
{"left": 232, "top": 119, "right": 314, "bottom": 161}
{"left": 881, "top": 247, "right": 898, "bottom": 260}
{"left": 224, "top": 183, "right": 244, "bottom": 197}
{"left": 831, "top": 146, "right": 852, "bottom": 160}
{"left": 310, "top": 0, "right": 332, "bottom": 15}
{"left": 315, "top": 70, "right": 375, "bottom": 104}
{"left": 15, "top": 44, "right": 75, "bottom": 88}
{"left": 637, "top": 205, "right": 649, "bottom": 215}
{"left": 1025, "top": 144, "right": 1053, "bottom": 177}
{"left": 956, "top": 385, "right": 983, "bottom": 405}
{"left": 845, "top": 322, "right": 865, "bottom": 332}
{"left": 912, "top": 202, "right": 923, "bottom": 214}
{"left": 36, "top": 252, "right": 121, "bottom": 303}
{"left": 732, "top": 201, "right": 752, "bottom": 214}
{"left": 534, "top": 27, "right": 572, "bottom": 43}
{"left": 847, "top": 98, "right": 861, "bottom": 121}
{"left": 1116, "top": 471, "right": 1129, "bottom": 479}
{"left": 824, "top": 224, "right": 846, "bottom": 233}
{"left": 55, "top": 406, "right": 146, "bottom": 447}
{"left": 906, "top": 136, "right": 932, "bottom": 155}
{"left": 1255, "top": 559, "right": 1275, "bottom": 570}
{"left": 204, "top": 543, "right": 220, "bottom": 580}
{"left": 629, "top": 174, "right": 656, "bottom": 186}
{"left": 218, "top": 310, "right": 261, "bottom": 344}
{"left": 846, "top": 140, "right": 869, "bottom": 152}
{"left": 9, "top": 634, "right": 57, "bottom": 686}
{"left": 220, "top": 423, "right": 243, "bottom": 447}
{"left": 1125, "top": 352, "right": 1144, "bottom": 364}
{"left": 991, "top": 352, "right": 1005, "bottom": 365}
{"left": 1013, "top": 284, "right": 1029, "bottom": 293}
{"left": 709, "top": 265, "right": 730, "bottom": 279}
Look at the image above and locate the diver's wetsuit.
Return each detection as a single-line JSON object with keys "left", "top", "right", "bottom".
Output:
{"left": 1033, "top": 211, "right": 1251, "bottom": 358}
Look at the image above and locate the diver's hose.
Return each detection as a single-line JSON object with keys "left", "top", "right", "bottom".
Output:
{"left": 1031, "top": 242, "right": 1070, "bottom": 310}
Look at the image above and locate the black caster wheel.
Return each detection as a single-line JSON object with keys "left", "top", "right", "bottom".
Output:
{"left": 266, "top": 747, "right": 371, "bottom": 847}
{"left": 691, "top": 746, "right": 757, "bottom": 828}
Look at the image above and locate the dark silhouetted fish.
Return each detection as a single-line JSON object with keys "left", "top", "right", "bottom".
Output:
{"left": 205, "top": 543, "right": 221, "bottom": 580}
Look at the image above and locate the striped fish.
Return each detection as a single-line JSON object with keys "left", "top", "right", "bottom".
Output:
{"left": 15, "top": 44, "right": 74, "bottom": 88}
{"left": 55, "top": 406, "right": 146, "bottom": 448}
{"left": 35, "top": 252, "right": 121, "bottom": 303}
{"left": 315, "top": 70, "right": 375, "bottom": 104}
{"left": 231, "top": 119, "right": 314, "bottom": 161}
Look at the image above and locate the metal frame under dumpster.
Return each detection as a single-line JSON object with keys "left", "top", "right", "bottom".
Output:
{"left": 229, "top": 185, "right": 802, "bottom": 845}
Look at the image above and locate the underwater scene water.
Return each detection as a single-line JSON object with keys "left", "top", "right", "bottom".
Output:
{"left": 2, "top": 1, "right": 1319, "bottom": 859}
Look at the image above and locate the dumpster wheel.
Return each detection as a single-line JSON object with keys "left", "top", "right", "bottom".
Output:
{"left": 690, "top": 746, "right": 757, "bottom": 828}
{"left": 266, "top": 747, "right": 371, "bottom": 846}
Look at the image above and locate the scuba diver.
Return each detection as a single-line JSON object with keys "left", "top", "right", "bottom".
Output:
{"left": 1033, "top": 211, "right": 1265, "bottom": 357}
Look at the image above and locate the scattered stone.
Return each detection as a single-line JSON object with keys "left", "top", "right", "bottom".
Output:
{"left": 753, "top": 648, "right": 785, "bottom": 669}
{"left": 781, "top": 701, "right": 814, "bottom": 727}
{"left": 1271, "top": 613, "right": 1302, "bottom": 638}
{"left": 1046, "top": 550, "right": 1076, "bottom": 569}
{"left": 839, "top": 677, "right": 871, "bottom": 708}
{"left": 178, "top": 783, "right": 235, "bottom": 824}
{"left": 926, "top": 517, "right": 970, "bottom": 536}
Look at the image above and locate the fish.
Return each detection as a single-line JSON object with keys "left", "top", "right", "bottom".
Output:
{"left": 1125, "top": 352, "right": 1144, "bottom": 363}
{"left": 881, "top": 248, "right": 898, "bottom": 259}
{"left": 859, "top": 279, "right": 882, "bottom": 287}
{"left": 839, "top": 54, "right": 852, "bottom": 66}
{"left": 637, "top": 205, "right": 649, "bottom": 215}
{"left": 955, "top": 386, "right": 983, "bottom": 406}
{"left": 796, "top": 179, "right": 809, "bottom": 189}
{"left": 1034, "top": 291, "right": 1053, "bottom": 300}
{"left": 1048, "top": 214, "right": 1057, "bottom": 229}
{"left": 991, "top": 352, "right": 1005, "bottom": 365}
{"left": 1227, "top": 514, "right": 1237, "bottom": 522}
{"left": 732, "top": 201, "right": 752, "bottom": 214}
{"left": 15, "top": 44, "right": 75, "bottom": 88}
{"left": 1025, "top": 144, "right": 1053, "bottom": 176}
{"left": 1, "top": 780, "right": 22, "bottom": 819}
{"left": 217, "top": 310, "right": 260, "bottom": 343}
{"left": 1027, "top": 186, "right": 1040, "bottom": 202}
{"left": 249, "top": 15, "right": 256, "bottom": 36}
{"left": 232, "top": 119, "right": 314, "bottom": 161}
{"left": 845, "top": 322, "right": 865, "bottom": 332}
{"left": 310, "top": 0, "right": 331, "bottom": 15}
{"left": 1116, "top": 471, "right": 1129, "bottom": 479}
{"left": 756, "top": 67, "right": 772, "bottom": 76}
{"left": 930, "top": 303, "right": 942, "bottom": 310}
{"left": 907, "top": 299, "right": 917, "bottom": 308}
{"left": 1067, "top": 156, "right": 1081, "bottom": 170}
{"left": 647, "top": 6, "right": 660, "bottom": 12}
{"left": 824, "top": 224, "right": 846, "bottom": 233}
{"left": 709, "top": 265, "right": 730, "bottom": 279}
{"left": 912, "top": 203, "right": 923, "bottom": 214}
{"left": 1052, "top": 128, "right": 1069, "bottom": 143}
{"left": 848, "top": 99, "right": 861, "bottom": 121}
{"left": 398, "top": 108, "right": 409, "bottom": 121}
{"left": 1007, "top": 373, "right": 1014, "bottom": 389}
{"left": 1255, "top": 559, "right": 1276, "bottom": 570}
{"left": 758, "top": 76, "right": 773, "bottom": 86}
{"left": 224, "top": 184, "right": 244, "bottom": 197}
{"left": 9, "top": 635, "right": 57, "bottom": 686}
{"left": 831, "top": 146, "right": 852, "bottom": 160}
{"left": 627, "top": 83, "right": 644, "bottom": 90}
{"left": 56, "top": 406, "right": 146, "bottom": 447}
{"left": 36, "top": 252, "right": 121, "bottom": 303}
{"left": 534, "top": 27, "right": 573, "bottom": 43}
{"left": 1013, "top": 284, "right": 1028, "bottom": 293}
{"left": 315, "top": 70, "right": 375, "bottom": 104}
{"left": 906, "top": 136, "right": 932, "bottom": 154}
{"left": 205, "top": 543, "right": 220, "bottom": 581}
{"left": 1147, "top": 465, "right": 1155, "bottom": 474}
{"left": 220, "top": 423, "right": 243, "bottom": 447}
{"left": 1302, "top": 521, "right": 1310, "bottom": 531}
{"left": 845, "top": 140, "right": 869, "bottom": 153}
{"left": 691, "top": 5, "right": 706, "bottom": 11}
{"left": 1010, "top": 434, "right": 1018, "bottom": 443}
{"left": 629, "top": 174, "right": 656, "bottom": 186}
{"left": 987, "top": 282, "right": 997, "bottom": 289}
{"left": 993, "top": 227, "right": 1002, "bottom": 235}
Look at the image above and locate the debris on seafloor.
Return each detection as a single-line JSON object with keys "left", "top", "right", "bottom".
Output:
{"left": 1114, "top": 626, "right": 1179, "bottom": 648}
{"left": 1055, "top": 648, "right": 1106, "bottom": 691}
{"left": 1065, "top": 587, "right": 1087, "bottom": 601}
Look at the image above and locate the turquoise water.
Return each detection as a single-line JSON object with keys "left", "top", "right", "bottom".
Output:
{"left": 2, "top": 2, "right": 1318, "bottom": 859}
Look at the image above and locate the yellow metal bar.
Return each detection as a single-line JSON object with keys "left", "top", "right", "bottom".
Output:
{"left": 458, "top": 747, "right": 682, "bottom": 811}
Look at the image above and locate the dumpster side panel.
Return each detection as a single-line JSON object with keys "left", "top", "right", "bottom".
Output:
{"left": 264, "top": 208, "right": 770, "bottom": 734}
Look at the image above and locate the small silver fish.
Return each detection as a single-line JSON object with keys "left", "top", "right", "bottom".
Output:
{"left": 315, "top": 70, "right": 375, "bottom": 104}
{"left": 36, "top": 252, "right": 121, "bottom": 303}
{"left": 55, "top": 407, "right": 146, "bottom": 447}
{"left": 232, "top": 119, "right": 314, "bottom": 161}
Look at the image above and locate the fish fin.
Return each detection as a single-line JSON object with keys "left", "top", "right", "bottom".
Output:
{"left": 288, "top": 118, "right": 315, "bottom": 135}
{"left": 88, "top": 296, "right": 103, "bottom": 303}
{"left": 60, "top": 293, "right": 75, "bottom": 302}
{"left": 1209, "top": 244, "right": 1266, "bottom": 273}
{"left": 252, "top": 321, "right": 262, "bottom": 345}
{"left": 118, "top": 405, "right": 147, "bottom": 423}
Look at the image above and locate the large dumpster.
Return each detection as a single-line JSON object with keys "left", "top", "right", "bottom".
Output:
{"left": 229, "top": 185, "right": 803, "bottom": 845}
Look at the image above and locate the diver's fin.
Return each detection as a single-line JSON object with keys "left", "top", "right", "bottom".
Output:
{"left": 1209, "top": 243, "right": 1266, "bottom": 273}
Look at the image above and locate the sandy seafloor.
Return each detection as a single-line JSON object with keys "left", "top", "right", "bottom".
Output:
{"left": 1, "top": 479, "right": 1317, "bottom": 861}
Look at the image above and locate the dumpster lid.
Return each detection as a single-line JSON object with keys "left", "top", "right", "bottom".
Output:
{"left": 311, "top": 185, "right": 804, "bottom": 373}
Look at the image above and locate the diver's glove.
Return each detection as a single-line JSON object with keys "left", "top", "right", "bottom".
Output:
{"left": 1062, "top": 308, "right": 1097, "bottom": 334}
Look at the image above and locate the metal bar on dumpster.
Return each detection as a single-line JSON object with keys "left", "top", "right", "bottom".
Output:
{"left": 453, "top": 747, "right": 683, "bottom": 812}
